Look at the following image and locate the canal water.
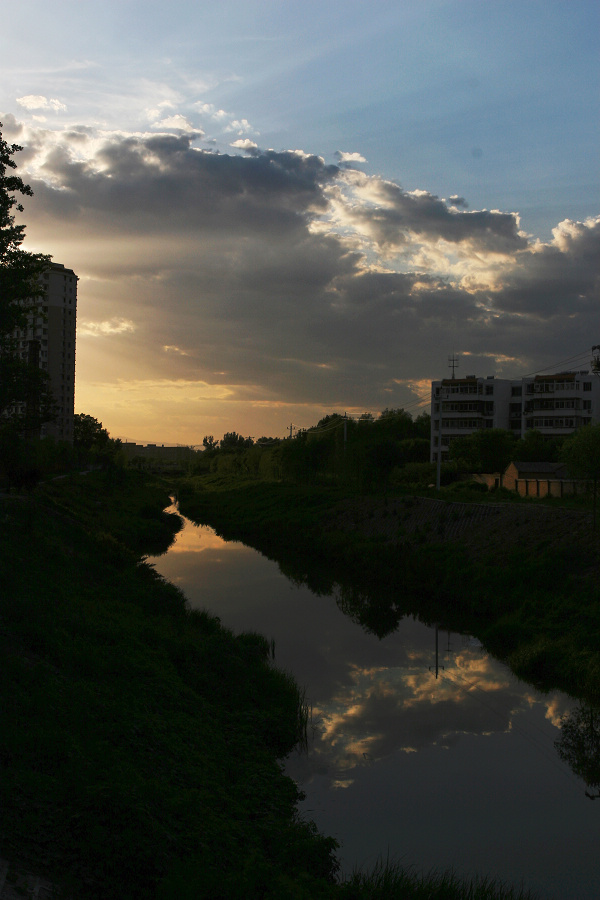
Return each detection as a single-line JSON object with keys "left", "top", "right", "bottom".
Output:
{"left": 149, "top": 506, "right": 599, "bottom": 898}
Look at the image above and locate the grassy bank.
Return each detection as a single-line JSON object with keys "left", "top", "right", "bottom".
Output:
{"left": 0, "top": 470, "right": 337, "bottom": 898}
{"left": 176, "top": 474, "right": 600, "bottom": 705}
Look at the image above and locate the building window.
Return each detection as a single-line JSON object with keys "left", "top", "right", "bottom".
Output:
{"left": 583, "top": 382, "right": 592, "bottom": 391}
{"left": 511, "top": 386, "right": 522, "bottom": 396}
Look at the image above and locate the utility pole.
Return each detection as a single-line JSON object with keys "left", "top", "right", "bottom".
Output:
{"left": 436, "top": 385, "right": 449, "bottom": 490}
{"left": 429, "top": 625, "right": 445, "bottom": 679}
{"left": 448, "top": 354, "right": 459, "bottom": 379}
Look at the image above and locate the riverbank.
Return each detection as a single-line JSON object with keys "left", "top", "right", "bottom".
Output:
{"left": 177, "top": 475, "right": 600, "bottom": 705}
{"left": 0, "top": 470, "right": 338, "bottom": 899}
{"left": 0, "top": 470, "right": 553, "bottom": 897}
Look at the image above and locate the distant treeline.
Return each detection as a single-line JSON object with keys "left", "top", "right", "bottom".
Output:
{"left": 197, "top": 412, "right": 600, "bottom": 495}
{"left": 0, "top": 413, "right": 125, "bottom": 491}
{"left": 198, "top": 408, "right": 434, "bottom": 489}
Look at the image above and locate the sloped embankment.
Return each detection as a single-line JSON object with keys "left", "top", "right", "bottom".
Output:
{"left": 326, "top": 494, "right": 597, "bottom": 561}
{"left": 179, "top": 478, "right": 600, "bottom": 705}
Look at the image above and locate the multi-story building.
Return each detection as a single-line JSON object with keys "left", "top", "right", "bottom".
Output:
{"left": 431, "top": 371, "right": 600, "bottom": 462}
{"left": 9, "top": 262, "right": 78, "bottom": 442}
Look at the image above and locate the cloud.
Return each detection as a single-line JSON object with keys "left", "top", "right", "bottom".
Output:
{"left": 154, "top": 114, "right": 201, "bottom": 135}
{"left": 330, "top": 171, "right": 529, "bottom": 256}
{"left": 304, "top": 650, "right": 553, "bottom": 782}
{"left": 10, "top": 118, "right": 599, "bottom": 439}
{"left": 336, "top": 151, "right": 367, "bottom": 164}
{"left": 163, "top": 345, "right": 190, "bottom": 356}
{"left": 16, "top": 95, "right": 66, "bottom": 112}
{"left": 230, "top": 139, "right": 258, "bottom": 151}
{"left": 193, "top": 102, "right": 259, "bottom": 139}
{"left": 223, "top": 118, "right": 255, "bottom": 135}
{"left": 195, "top": 102, "right": 229, "bottom": 120}
{"left": 485, "top": 216, "right": 600, "bottom": 317}
{"left": 78, "top": 317, "right": 136, "bottom": 337}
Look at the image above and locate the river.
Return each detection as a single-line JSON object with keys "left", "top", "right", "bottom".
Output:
{"left": 149, "top": 505, "right": 599, "bottom": 898}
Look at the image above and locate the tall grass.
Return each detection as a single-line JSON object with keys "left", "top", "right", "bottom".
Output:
{"left": 340, "top": 859, "right": 538, "bottom": 899}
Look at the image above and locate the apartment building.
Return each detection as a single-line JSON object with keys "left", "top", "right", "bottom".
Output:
{"left": 9, "top": 262, "right": 78, "bottom": 442}
{"left": 430, "top": 371, "right": 600, "bottom": 462}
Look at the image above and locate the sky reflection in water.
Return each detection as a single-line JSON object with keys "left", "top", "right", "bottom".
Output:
{"left": 149, "top": 509, "right": 599, "bottom": 899}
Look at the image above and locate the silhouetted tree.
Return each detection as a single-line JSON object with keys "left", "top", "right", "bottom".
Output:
{"left": 555, "top": 704, "right": 600, "bottom": 799}
{"left": 220, "top": 431, "right": 253, "bottom": 450}
{"left": 513, "top": 429, "right": 560, "bottom": 463}
{"left": 74, "top": 414, "right": 110, "bottom": 452}
{"left": 0, "top": 123, "right": 54, "bottom": 432}
{"left": 450, "top": 428, "right": 515, "bottom": 478}
{"left": 561, "top": 424, "right": 600, "bottom": 529}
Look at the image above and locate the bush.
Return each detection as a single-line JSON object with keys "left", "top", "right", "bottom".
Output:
{"left": 444, "top": 480, "right": 489, "bottom": 494}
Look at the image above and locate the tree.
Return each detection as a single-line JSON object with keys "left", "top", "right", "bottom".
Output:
{"left": 555, "top": 704, "right": 600, "bottom": 799}
{"left": 316, "top": 413, "right": 344, "bottom": 429}
{"left": 0, "top": 123, "right": 51, "bottom": 333}
{"left": 449, "top": 428, "right": 515, "bottom": 478}
{"left": 202, "top": 435, "right": 218, "bottom": 451}
{"left": 0, "top": 122, "right": 53, "bottom": 432}
{"left": 220, "top": 432, "right": 253, "bottom": 450}
{"left": 0, "top": 355, "right": 57, "bottom": 436}
{"left": 73, "top": 414, "right": 111, "bottom": 452}
{"left": 413, "top": 411, "right": 431, "bottom": 440}
{"left": 375, "top": 408, "right": 414, "bottom": 440}
{"left": 513, "top": 429, "right": 560, "bottom": 463}
{"left": 561, "top": 424, "right": 600, "bottom": 529}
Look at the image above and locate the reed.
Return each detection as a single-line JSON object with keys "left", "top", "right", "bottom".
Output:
{"left": 340, "top": 858, "right": 538, "bottom": 899}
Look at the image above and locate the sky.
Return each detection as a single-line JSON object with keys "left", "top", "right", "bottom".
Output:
{"left": 2, "top": 0, "right": 599, "bottom": 444}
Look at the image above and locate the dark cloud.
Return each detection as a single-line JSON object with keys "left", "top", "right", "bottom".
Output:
{"left": 487, "top": 219, "right": 600, "bottom": 317}
{"left": 28, "top": 136, "right": 342, "bottom": 256}
{"left": 347, "top": 179, "right": 528, "bottom": 254}
{"left": 12, "top": 123, "right": 599, "bottom": 429}
{"left": 0, "top": 112, "right": 24, "bottom": 138}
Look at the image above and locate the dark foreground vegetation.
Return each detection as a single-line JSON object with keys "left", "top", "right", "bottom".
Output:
{"left": 1, "top": 471, "right": 336, "bottom": 898}
{"left": 0, "top": 469, "right": 542, "bottom": 899}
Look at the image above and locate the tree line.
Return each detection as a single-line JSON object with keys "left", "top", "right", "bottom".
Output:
{"left": 197, "top": 413, "right": 600, "bottom": 499}
{"left": 197, "top": 408, "right": 432, "bottom": 489}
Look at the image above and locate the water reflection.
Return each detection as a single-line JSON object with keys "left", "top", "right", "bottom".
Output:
{"left": 555, "top": 704, "right": 600, "bottom": 800}
{"left": 149, "top": 507, "right": 599, "bottom": 899}
{"left": 292, "top": 633, "right": 571, "bottom": 787}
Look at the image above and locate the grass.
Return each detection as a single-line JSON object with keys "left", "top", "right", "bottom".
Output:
{"left": 340, "top": 859, "right": 538, "bottom": 899}
{"left": 0, "top": 470, "right": 338, "bottom": 898}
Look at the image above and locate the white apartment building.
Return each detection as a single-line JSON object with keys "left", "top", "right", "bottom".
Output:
{"left": 430, "top": 371, "right": 600, "bottom": 462}
{"left": 10, "top": 262, "right": 78, "bottom": 442}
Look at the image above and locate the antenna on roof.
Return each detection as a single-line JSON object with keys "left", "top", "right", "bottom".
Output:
{"left": 448, "top": 353, "right": 459, "bottom": 379}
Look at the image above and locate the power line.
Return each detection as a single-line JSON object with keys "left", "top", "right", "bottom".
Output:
{"left": 522, "top": 348, "right": 594, "bottom": 378}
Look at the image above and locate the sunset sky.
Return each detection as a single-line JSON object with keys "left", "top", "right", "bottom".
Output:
{"left": 2, "top": 0, "right": 599, "bottom": 444}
